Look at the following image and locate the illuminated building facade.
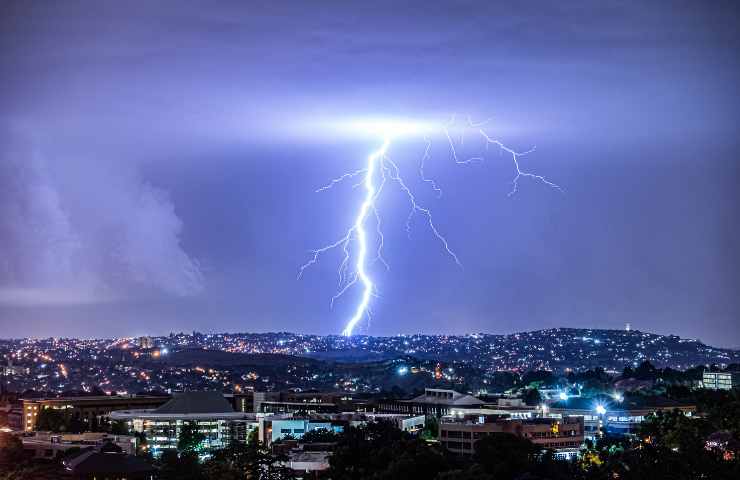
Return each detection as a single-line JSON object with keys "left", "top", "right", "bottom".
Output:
{"left": 376, "top": 388, "right": 484, "bottom": 416}
{"left": 109, "top": 391, "right": 256, "bottom": 457}
{"left": 549, "top": 396, "right": 696, "bottom": 440}
{"left": 439, "top": 414, "right": 584, "bottom": 460}
{"left": 702, "top": 371, "right": 740, "bottom": 391}
{"left": 259, "top": 412, "right": 425, "bottom": 445}
{"left": 21, "top": 394, "right": 169, "bottom": 432}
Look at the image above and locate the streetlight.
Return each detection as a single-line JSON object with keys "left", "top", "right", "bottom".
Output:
{"left": 594, "top": 404, "right": 606, "bottom": 439}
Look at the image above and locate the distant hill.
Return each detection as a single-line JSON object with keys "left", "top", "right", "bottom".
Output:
{"left": 302, "top": 349, "right": 401, "bottom": 363}
{"left": 155, "top": 348, "right": 320, "bottom": 367}
{"left": 204, "top": 327, "right": 740, "bottom": 370}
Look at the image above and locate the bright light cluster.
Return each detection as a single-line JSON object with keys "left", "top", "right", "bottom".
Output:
{"left": 299, "top": 115, "right": 561, "bottom": 336}
{"left": 316, "top": 117, "right": 439, "bottom": 139}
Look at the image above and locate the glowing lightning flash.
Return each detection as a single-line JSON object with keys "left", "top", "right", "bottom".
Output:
{"left": 298, "top": 117, "right": 561, "bottom": 336}
{"left": 341, "top": 138, "right": 388, "bottom": 336}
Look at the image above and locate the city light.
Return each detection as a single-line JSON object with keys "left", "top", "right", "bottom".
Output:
{"left": 559, "top": 392, "right": 568, "bottom": 401}
{"left": 595, "top": 404, "right": 607, "bottom": 415}
{"left": 397, "top": 366, "right": 409, "bottom": 375}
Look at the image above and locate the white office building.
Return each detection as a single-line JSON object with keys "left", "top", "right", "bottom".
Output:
{"left": 110, "top": 391, "right": 257, "bottom": 457}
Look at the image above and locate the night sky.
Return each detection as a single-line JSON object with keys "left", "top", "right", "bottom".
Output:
{"left": 1, "top": 1, "right": 738, "bottom": 347}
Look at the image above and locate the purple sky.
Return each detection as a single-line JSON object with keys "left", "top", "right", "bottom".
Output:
{"left": 1, "top": 1, "right": 739, "bottom": 347}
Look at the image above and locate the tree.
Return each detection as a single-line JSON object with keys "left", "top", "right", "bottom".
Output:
{"left": 473, "top": 433, "right": 539, "bottom": 480}
{"left": 634, "top": 361, "right": 658, "bottom": 380}
{"left": 159, "top": 449, "right": 204, "bottom": 480}
{"left": 487, "top": 371, "right": 519, "bottom": 392}
{"left": 328, "top": 421, "right": 451, "bottom": 480}
{"left": 523, "top": 388, "right": 542, "bottom": 406}
{"left": 0, "top": 433, "right": 27, "bottom": 466}
{"left": 34, "top": 407, "right": 67, "bottom": 432}
{"left": 434, "top": 465, "right": 494, "bottom": 480}
{"left": 423, "top": 415, "right": 439, "bottom": 439}
{"left": 521, "top": 370, "right": 558, "bottom": 388}
{"left": 110, "top": 419, "right": 130, "bottom": 435}
{"left": 300, "top": 428, "right": 338, "bottom": 443}
{"left": 202, "top": 440, "right": 296, "bottom": 480}
{"left": 178, "top": 421, "right": 206, "bottom": 454}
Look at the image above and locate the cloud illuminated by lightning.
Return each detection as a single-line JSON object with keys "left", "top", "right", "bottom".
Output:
{"left": 298, "top": 115, "right": 561, "bottom": 336}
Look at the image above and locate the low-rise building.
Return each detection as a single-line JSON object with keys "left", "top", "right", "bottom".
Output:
{"left": 63, "top": 449, "right": 155, "bottom": 480}
{"left": 377, "top": 388, "right": 485, "bottom": 416}
{"left": 549, "top": 395, "right": 696, "bottom": 440}
{"left": 283, "top": 449, "right": 331, "bottom": 475}
{"left": 703, "top": 371, "right": 740, "bottom": 391}
{"left": 261, "top": 416, "right": 342, "bottom": 445}
{"left": 21, "top": 431, "right": 136, "bottom": 459}
{"left": 438, "top": 414, "right": 584, "bottom": 459}
{"left": 260, "top": 412, "right": 425, "bottom": 445}
{"left": 110, "top": 391, "right": 257, "bottom": 457}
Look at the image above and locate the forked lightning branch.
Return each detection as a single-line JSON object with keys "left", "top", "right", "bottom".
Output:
{"left": 298, "top": 116, "right": 561, "bottom": 336}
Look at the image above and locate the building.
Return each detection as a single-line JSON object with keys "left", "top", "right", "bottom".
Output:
{"left": 439, "top": 414, "right": 584, "bottom": 460}
{"left": 138, "top": 337, "right": 154, "bottom": 349}
{"left": 253, "top": 391, "right": 349, "bottom": 414}
{"left": 1, "top": 359, "right": 30, "bottom": 377}
{"left": 703, "top": 371, "right": 740, "bottom": 391}
{"left": 63, "top": 450, "right": 156, "bottom": 480}
{"left": 259, "top": 412, "right": 425, "bottom": 445}
{"left": 260, "top": 416, "right": 343, "bottom": 445}
{"left": 377, "top": 388, "right": 484, "bottom": 416}
{"left": 110, "top": 391, "right": 256, "bottom": 457}
{"left": 283, "top": 450, "right": 331, "bottom": 474}
{"left": 22, "top": 394, "right": 170, "bottom": 432}
{"left": 21, "top": 431, "right": 137, "bottom": 459}
{"left": 224, "top": 391, "right": 254, "bottom": 412}
{"left": 549, "top": 395, "right": 696, "bottom": 440}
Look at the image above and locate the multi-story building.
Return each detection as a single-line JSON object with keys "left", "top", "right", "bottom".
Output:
{"left": 224, "top": 391, "right": 254, "bottom": 413}
{"left": 439, "top": 414, "right": 584, "bottom": 460}
{"left": 110, "top": 391, "right": 256, "bottom": 457}
{"left": 703, "top": 371, "right": 740, "bottom": 391}
{"left": 549, "top": 395, "right": 696, "bottom": 440}
{"left": 376, "top": 388, "right": 485, "bottom": 416}
{"left": 21, "top": 394, "right": 170, "bottom": 432}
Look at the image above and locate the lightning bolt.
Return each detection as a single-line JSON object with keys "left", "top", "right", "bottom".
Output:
{"left": 299, "top": 116, "right": 561, "bottom": 336}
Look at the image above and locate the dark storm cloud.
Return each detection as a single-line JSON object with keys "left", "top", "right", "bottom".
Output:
{"left": 0, "top": 1, "right": 738, "bottom": 346}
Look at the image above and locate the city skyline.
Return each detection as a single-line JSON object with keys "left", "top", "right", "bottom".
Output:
{"left": 1, "top": 2, "right": 739, "bottom": 346}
